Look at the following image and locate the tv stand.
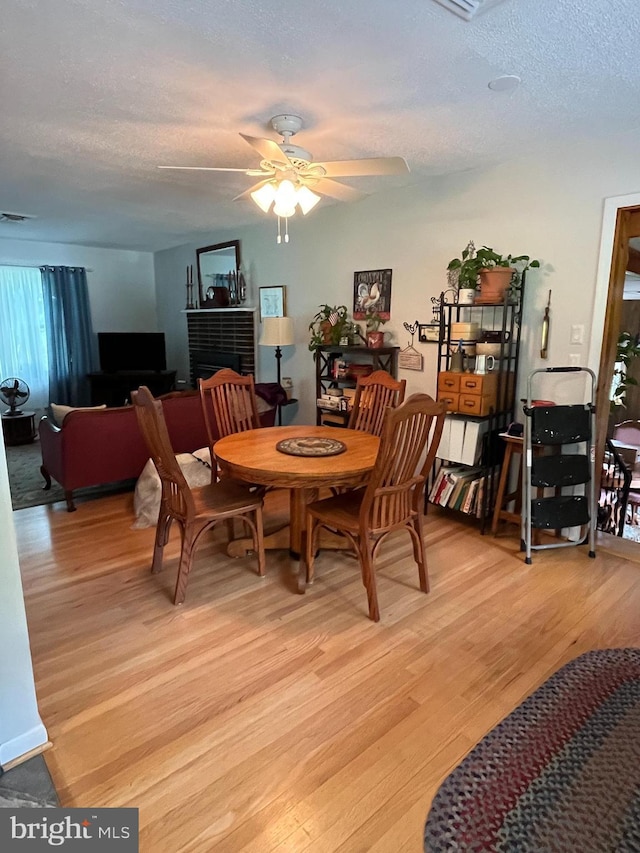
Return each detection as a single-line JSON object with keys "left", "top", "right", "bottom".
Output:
{"left": 88, "top": 370, "right": 177, "bottom": 407}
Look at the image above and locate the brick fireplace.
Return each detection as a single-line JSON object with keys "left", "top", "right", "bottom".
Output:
{"left": 186, "top": 308, "right": 256, "bottom": 385}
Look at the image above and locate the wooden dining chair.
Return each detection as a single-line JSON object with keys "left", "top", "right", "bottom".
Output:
{"left": 198, "top": 368, "right": 261, "bottom": 445}
{"left": 305, "top": 393, "right": 446, "bottom": 622}
{"left": 132, "top": 385, "right": 265, "bottom": 605}
{"left": 347, "top": 370, "right": 407, "bottom": 436}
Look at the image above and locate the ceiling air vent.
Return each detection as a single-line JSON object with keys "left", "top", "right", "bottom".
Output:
{"left": 432, "top": 0, "right": 506, "bottom": 20}
{"left": 0, "top": 212, "right": 35, "bottom": 223}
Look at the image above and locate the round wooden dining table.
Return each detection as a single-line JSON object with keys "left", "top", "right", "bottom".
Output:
{"left": 214, "top": 425, "right": 380, "bottom": 561}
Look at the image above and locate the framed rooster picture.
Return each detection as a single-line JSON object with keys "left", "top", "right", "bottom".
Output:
{"left": 353, "top": 269, "right": 392, "bottom": 320}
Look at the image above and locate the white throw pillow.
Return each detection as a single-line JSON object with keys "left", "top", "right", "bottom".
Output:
{"left": 50, "top": 403, "right": 107, "bottom": 426}
{"left": 132, "top": 447, "right": 213, "bottom": 529}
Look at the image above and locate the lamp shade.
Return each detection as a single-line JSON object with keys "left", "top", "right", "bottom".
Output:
{"left": 259, "top": 316, "right": 295, "bottom": 347}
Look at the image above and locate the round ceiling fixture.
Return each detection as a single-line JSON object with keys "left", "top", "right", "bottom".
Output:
{"left": 488, "top": 75, "right": 521, "bottom": 92}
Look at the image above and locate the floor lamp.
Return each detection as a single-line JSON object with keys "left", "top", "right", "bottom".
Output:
{"left": 259, "top": 316, "right": 295, "bottom": 425}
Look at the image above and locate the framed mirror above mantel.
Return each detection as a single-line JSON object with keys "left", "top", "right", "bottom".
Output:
{"left": 196, "top": 240, "right": 246, "bottom": 308}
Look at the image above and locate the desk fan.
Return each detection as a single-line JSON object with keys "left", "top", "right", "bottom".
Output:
{"left": 0, "top": 378, "right": 30, "bottom": 415}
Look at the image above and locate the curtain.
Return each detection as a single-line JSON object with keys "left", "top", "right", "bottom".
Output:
{"left": 0, "top": 266, "right": 50, "bottom": 411}
{"left": 41, "top": 266, "right": 97, "bottom": 406}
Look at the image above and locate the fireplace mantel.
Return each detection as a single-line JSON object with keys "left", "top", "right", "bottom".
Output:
{"left": 182, "top": 307, "right": 257, "bottom": 314}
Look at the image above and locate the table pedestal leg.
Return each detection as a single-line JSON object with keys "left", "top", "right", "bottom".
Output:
{"left": 226, "top": 486, "right": 352, "bottom": 564}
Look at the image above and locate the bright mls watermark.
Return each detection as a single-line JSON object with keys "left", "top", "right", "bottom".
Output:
{"left": 0, "top": 809, "right": 138, "bottom": 850}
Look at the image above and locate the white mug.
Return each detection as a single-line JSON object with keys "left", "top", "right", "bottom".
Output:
{"left": 475, "top": 354, "right": 495, "bottom": 374}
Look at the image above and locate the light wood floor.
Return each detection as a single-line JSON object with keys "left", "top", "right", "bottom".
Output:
{"left": 14, "top": 489, "right": 640, "bottom": 852}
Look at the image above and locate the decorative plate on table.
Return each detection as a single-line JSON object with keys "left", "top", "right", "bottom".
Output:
{"left": 276, "top": 436, "right": 347, "bottom": 457}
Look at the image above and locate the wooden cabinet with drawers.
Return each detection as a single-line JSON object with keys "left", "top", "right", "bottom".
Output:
{"left": 438, "top": 372, "right": 498, "bottom": 416}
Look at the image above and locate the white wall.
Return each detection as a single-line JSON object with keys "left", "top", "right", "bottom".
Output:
{"left": 0, "top": 238, "right": 157, "bottom": 332}
{"left": 155, "top": 127, "right": 640, "bottom": 420}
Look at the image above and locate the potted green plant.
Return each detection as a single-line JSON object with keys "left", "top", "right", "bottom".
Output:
{"left": 610, "top": 331, "right": 640, "bottom": 412}
{"left": 447, "top": 242, "right": 481, "bottom": 304}
{"left": 364, "top": 311, "right": 387, "bottom": 348}
{"left": 448, "top": 241, "right": 540, "bottom": 304}
{"left": 308, "top": 304, "right": 350, "bottom": 352}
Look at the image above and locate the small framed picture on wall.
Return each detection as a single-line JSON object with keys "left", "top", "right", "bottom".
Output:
{"left": 353, "top": 269, "right": 392, "bottom": 320}
{"left": 259, "top": 286, "right": 286, "bottom": 320}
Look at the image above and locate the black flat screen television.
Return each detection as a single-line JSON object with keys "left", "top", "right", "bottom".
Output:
{"left": 98, "top": 332, "right": 167, "bottom": 373}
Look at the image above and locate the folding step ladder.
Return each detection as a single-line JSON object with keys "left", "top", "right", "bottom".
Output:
{"left": 522, "top": 367, "right": 597, "bottom": 564}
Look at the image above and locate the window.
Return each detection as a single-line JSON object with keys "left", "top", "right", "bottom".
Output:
{"left": 0, "top": 266, "right": 50, "bottom": 410}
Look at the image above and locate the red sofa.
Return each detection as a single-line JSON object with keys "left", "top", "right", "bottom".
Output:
{"left": 39, "top": 390, "right": 276, "bottom": 511}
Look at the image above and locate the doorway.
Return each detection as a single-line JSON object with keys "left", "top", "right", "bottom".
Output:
{"left": 593, "top": 204, "right": 640, "bottom": 544}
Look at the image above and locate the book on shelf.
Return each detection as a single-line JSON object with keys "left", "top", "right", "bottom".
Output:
{"left": 441, "top": 467, "right": 483, "bottom": 509}
{"left": 434, "top": 466, "right": 468, "bottom": 507}
{"left": 428, "top": 468, "right": 448, "bottom": 503}
{"left": 462, "top": 478, "right": 480, "bottom": 514}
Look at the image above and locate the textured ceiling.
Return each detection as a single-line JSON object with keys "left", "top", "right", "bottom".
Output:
{"left": 1, "top": 0, "right": 640, "bottom": 252}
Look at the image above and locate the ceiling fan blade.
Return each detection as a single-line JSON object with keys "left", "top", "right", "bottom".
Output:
{"left": 239, "top": 133, "right": 292, "bottom": 167}
{"left": 311, "top": 156, "right": 410, "bottom": 178}
{"left": 233, "top": 180, "right": 270, "bottom": 202}
{"left": 158, "top": 165, "right": 256, "bottom": 173}
{"left": 311, "top": 177, "right": 367, "bottom": 202}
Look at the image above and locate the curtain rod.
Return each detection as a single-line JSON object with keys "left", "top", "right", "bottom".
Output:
{"left": 0, "top": 262, "right": 94, "bottom": 272}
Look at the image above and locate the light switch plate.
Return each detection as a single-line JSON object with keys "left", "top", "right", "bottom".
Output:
{"left": 568, "top": 353, "right": 581, "bottom": 367}
{"left": 570, "top": 324, "right": 584, "bottom": 345}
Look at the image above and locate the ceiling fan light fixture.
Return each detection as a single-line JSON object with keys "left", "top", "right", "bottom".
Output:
{"left": 272, "top": 180, "right": 298, "bottom": 219}
{"left": 250, "top": 182, "right": 277, "bottom": 213}
{"left": 296, "top": 185, "right": 321, "bottom": 215}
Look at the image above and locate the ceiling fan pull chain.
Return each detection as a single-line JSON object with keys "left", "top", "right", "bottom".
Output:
{"left": 277, "top": 216, "right": 282, "bottom": 244}
{"left": 284, "top": 217, "right": 289, "bottom": 243}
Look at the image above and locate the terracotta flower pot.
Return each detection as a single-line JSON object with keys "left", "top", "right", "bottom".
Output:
{"left": 476, "top": 267, "right": 514, "bottom": 304}
{"left": 367, "top": 331, "right": 385, "bottom": 349}
{"left": 320, "top": 320, "right": 334, "bottom": 343}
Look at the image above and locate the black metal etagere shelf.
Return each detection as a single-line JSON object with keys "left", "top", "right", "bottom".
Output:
{"left": 432, "top": 275, "right": 525, "bottom": 531}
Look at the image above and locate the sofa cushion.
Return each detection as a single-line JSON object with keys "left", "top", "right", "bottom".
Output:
{"left": 50, "top": 403, "right": 106, "bottom": 426}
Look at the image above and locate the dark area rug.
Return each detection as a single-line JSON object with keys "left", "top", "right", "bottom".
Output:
{"left": 5, "top": 439, "right": 134, "bottom": 510}
{"left": 424, "top": 648, "right": 640, "bottom": 852}
{"left": 0, "top": 755, "right": 59, "bottom": 808}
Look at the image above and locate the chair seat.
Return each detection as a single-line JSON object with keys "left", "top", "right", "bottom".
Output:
{"left": 191, "top": 480, "right": 263, "bottom": 515}
{"left": 307, "top": 491, "right": 364, "bottom": 532}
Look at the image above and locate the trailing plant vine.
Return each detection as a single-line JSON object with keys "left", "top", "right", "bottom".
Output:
{"left": 610, "top": 331, "right": 640, "bottom": 412}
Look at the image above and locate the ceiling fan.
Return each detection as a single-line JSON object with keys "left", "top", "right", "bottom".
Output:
{"left": 159, "top": 115, "right": 410, "bottom": 242}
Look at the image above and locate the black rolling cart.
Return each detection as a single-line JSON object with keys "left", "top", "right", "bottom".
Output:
{"left": 521, "top": 367, "right": 597, "bottom": 564}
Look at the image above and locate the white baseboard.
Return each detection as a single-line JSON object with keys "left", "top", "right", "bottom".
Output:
{"left": 0, "top": 722, "right": 49, "bottom": 768}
